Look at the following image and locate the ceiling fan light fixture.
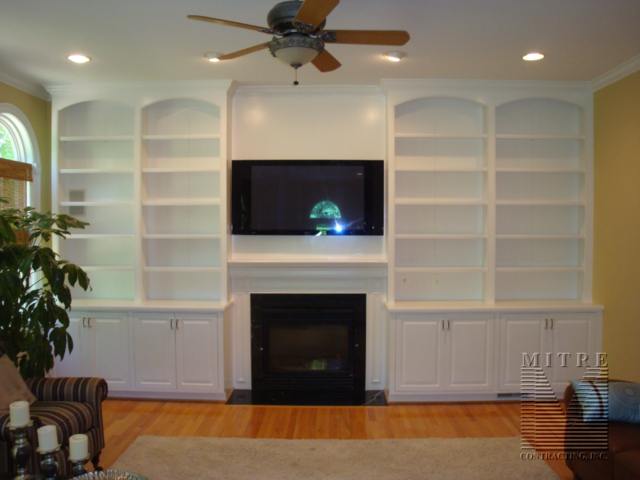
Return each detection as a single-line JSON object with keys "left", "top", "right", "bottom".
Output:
{"left": 68, "top": 54, "right": 91, "bottom": 64}
{"left": 269, "top": 34, "right": 323, "bottom": 68}
{"left": 523, "top": 52, "right": 545, "bottom": 61}
{"left": 384, "top": 51, "right": 406, "bottom": 62}
{"left": 205, "top": 52, "right": 224, "bottom": 62}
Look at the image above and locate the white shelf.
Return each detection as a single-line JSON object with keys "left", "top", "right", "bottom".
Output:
{"left": 396, "top": 198, "right": 487, "bottom": 206}
{"left": 60, "top": 201, "right": 134, "bottom": 207}
{"left": 496, "top": 134, "right": 585, "bottom": 140}
{"left": 143, "top": 234, "right": 221, "bottom": 239}
{"left": 142, "top": 199, "right": 220, "bottom": 206}
{"left": 496, "top": 200, "right": 583, "bottom": 206}
{"left": 59, "top": 168, "right": 134, "bottom": 174}
{"left": 79, "top": 265, "right": 134, "bottom": 272}
{"left": 142, "top": 134, "right": 220, "bottom": 140}
{"left": 396, "top": 167, "right": 487, "bottom": 172}
{"left": 396, "top": 266, "right": 487, "bottom": 273}
{"left": 64, "top": 234, "right": 134, "bottom": 239}
{"left": 395, "top": 133, "right": 487, "bottom": 139}
{"left": 60, "top": 136, "right": 134, "bottom": 142}
{"left": 396, "top": 234, "right": 488, "bottom": 240}
{"left": 496, "top": 266, "right": 583, "bottom": 272}
{"left": 496, "top": 168, "right": 585, "bottom": 173}
{"left": 143, "top": 266, "right": 221, "bottom": 273}
{"left": 496, "top": 234, "right": 584, "bottom": 240}
{"left": 142, "top": 167, "right": 220, "bottom": 173}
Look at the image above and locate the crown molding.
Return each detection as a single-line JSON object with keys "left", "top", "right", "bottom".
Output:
{"left": 234, "top": 85, "right": 383, "bottom": 97}
{"left": 590, "top": 54, "right": 640, "bottom": 92}
{"left": 0, "top": 69, "right": 50, "bottom": 101}
{"left": 46, "top": 79, "right": 236, "bottom": 96}
{"left": 380, "top": 78, "right": 592, "bottom": 93}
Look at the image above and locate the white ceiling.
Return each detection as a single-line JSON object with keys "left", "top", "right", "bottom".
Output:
{"left": 2, "top": 0, "right": 640, "bottom": 89}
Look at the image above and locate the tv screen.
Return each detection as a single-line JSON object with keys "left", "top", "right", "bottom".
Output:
{"left": 232, "top": 160, "right": 384, "bottom": 236}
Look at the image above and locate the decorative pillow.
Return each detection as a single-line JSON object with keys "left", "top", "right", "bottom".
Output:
{"left": 0, "top": 354, "right": 37, "bottom": 414}
{"left": 570, "top": 379, "right": 608, "bottom": 422}
{"left": 571, "top": 380, "right": 640, "bottom": 423}
{"left": 609, "top": 382, "right": 640, "bottom": 423}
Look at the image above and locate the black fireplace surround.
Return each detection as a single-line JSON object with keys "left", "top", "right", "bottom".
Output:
{"left": 251, "top": 293, "right": 367, "bottom": 405}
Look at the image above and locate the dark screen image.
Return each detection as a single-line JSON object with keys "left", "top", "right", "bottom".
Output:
{"left": 251, "top": 165, "right": 365, "bottom": 233}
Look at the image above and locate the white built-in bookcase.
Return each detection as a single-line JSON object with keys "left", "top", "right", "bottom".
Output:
{"left": 384, "top": 80, "right": 593, "bottom": 305}
{"left": 51, "top": 82, "right": 235, "bottom": 307}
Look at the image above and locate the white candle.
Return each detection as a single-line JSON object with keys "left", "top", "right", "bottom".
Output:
{"left": 37, "top": 425, "right": 59, "bottom": 452}
{"left": 9, "top": 401, "right": 30, "bottom": 428}
{"left": 69, "top": 434, "right": 89, "bottom": 461}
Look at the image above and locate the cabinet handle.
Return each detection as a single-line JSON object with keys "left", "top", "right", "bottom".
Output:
{"left": 170, "top": 319, "right": 174, "bottom": 330}
{"left": 550, "top": 318, "right": 554, "bottom": 329}
{"left": 82, "top": 317, "right": 87, "bottom": 328}
{"left": 447, "top": 319, "right": 450, "bottom": 330}
{"left": 545, "top": 318, "right": 548, "bottom": 329}
{"left": 88, "top": 317, "right": 92, "bottom": 328}
{"left": 176, "top": 318, "right": 180, "bottom": 329}
{"left": 441, "top": 319, "right": 445, "bottom": 330}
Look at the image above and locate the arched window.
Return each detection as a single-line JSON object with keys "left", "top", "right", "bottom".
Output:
{"left": 0, "top": 104, "right": 40, "bottom": 210}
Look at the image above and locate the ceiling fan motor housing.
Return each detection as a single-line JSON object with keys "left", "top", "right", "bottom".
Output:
{"left": 267, "top": 0, "right": 326, "bottom": 33}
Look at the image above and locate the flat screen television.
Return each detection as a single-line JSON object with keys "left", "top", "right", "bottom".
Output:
{"left": 231, "top": 160, "right": 384, "bottom": 236}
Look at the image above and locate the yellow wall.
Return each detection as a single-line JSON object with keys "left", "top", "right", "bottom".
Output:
{"left": 0, "top": 82, "right": 51, "bottom": 211}
{"left": 593, "top": 69, "right": 640, "bottom": 382}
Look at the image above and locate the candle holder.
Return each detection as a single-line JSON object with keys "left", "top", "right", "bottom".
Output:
{"left": 10, "top": 422, "right": 33, "bottom": 480}
{"left": 71, "top": 455, "right": 91, "bottom": 478}
{"left": 37, "top": 445, "right": 60, "bottom": 480}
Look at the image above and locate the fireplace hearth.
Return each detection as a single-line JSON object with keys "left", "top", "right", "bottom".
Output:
{"left": 249, "top": 293, "right": 370, "bottom": 406}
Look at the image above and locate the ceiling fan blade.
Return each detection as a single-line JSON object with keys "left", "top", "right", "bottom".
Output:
{"left": 328, "top": 30, "right": 410, "bottom": 46}
{"left": 294, "top": 0, "right": 340, "bottom": 29}
{"left": 312, "top": 49, "right": 341, "bottom": 72}
{"left": 218, "top": 44, "right": 269, "bottom": 60}
{"left": 187, "top": 15, "right": 268, "bottom": 33}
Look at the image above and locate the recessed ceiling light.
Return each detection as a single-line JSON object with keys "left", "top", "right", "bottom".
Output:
{"left": 205, "top": 52, "right": 224, "bottom": 62}
{"left": 523, "top": 53, "right": 545, "bottom": 61}
{"left": 384, "top": 51, "right": 406, "bottom": 62}
{"left": 68, "top": 54, "right": 91, "bottom": 64}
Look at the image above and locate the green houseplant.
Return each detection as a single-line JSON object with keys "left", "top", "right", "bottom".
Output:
{"left": 0, "top": 199, "right": 91, "bottom": 378}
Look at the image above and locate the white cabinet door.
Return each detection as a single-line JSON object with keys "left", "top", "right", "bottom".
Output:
{"left": 175, "top": 314, "right": 220, "bottom": 392}
{"left": 499, "top": 314, "right": 548, "bottom": 392}
{"left": 134, "top": 314, "right": 176, "bottom": 391}
{"left": 446, "top": 315, "right": 494, "bottom": 391}
{"left": 548, "top": 313, "right": 594, "bottom": 390}
{"left": 394, "top": 314, "right": 445, "bottom": 392}
{"left": 55, "top": 314, "right": 86, "bottom": 378}
{"left": 87, "top": 313, "right": 131, "bottom": 390}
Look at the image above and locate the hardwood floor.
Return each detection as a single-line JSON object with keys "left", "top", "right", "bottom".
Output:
{"left": 101, "top": 398, "right": 573, "bottom": 479}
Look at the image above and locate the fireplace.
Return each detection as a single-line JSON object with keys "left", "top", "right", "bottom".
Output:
{"left": 250, "top": 293, "right": 366, "bottom": 405}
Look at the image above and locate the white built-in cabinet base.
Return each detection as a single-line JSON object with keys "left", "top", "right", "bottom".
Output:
{"left": 55, "top": 306, "right": 231, "bottom": 401}
{"left": 386, "top": 303, "right": 603, "bottom": 402}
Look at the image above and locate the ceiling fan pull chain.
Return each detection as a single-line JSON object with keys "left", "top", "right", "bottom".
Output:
{"left": 293, "top": 65, "right": 299, "bottom": 86}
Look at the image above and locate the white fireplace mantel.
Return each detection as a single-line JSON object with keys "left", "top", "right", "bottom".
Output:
{"left": 229, "top": 260, "right": 388, "bottom": 391}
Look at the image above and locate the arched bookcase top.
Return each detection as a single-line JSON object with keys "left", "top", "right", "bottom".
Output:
{"left": 395, "top": 97, "right": 486, "bottom": 136}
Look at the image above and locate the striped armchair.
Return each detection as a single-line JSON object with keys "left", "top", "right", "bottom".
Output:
{"left": 0, "top": 342, "right": 108, "bottom": 475}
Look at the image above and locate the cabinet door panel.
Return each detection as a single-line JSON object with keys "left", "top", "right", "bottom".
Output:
{"left": 90, "top": 314, "right": 131, "bottom": 390}
{"left": 395, "top": 315, "right": 444, "bottom": 392}
{"left": 549, "top": 314, "right": 593, "bottom": 388}
{"left": 176, "top": 315, "right": 220, "bottom": 392}
{"left": 134, "top": 315, "right": 176, "bottom": 391}
{"left": 447, "top": 315, "right": 494, "bottom": 391}
{"left": 499, "top": 314, "right": 547, "bottom": 392}
{"left": 55, "top": 314, "right": 86, "bottom": 378}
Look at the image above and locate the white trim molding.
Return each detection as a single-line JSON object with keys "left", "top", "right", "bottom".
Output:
{"left": 0, "top": 69, "right": 50, "bottom": 101}
{"left": 591, "top": 54, "right": 640, "bottom": 92}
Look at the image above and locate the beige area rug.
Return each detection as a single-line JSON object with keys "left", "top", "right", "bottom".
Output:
{"left": 111, "top": 436, "right": 559, "bottom": 480}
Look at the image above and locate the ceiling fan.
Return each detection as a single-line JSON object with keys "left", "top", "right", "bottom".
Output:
{"left": 188, "top": 0, "right": 410, "bottom": 83}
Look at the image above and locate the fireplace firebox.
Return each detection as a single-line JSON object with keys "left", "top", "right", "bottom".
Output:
{"left": 251, "top": 294, "right": 366, "bottom": 405}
